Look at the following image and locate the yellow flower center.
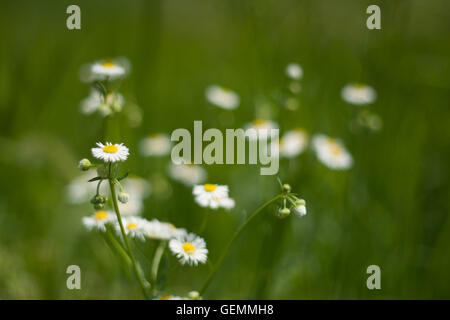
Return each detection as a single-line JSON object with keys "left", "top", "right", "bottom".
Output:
{"left": 127, "top": 223, "right": 138, "bottom": 230}
{"left": 182, "top": 242, "right": 196, "bottom": 254}
{"left": 103, "top": 145, "right": 118, "bottom": 153}
{"left": 94, "top": 211, "right": 108, "bottom": 220}
{"left": 204, "top": 184, "right": 217, "bottom": 192}
{"left": 252, "top": 119, "right": 266, "bottom": 126}
{"left": 354, "top": 83, "right": 364, "bottom": 88}
{"left": 102, "top": 61, "right": 115, "bottom": 68}
{"left": 327, "top": 140, "right": 343, "bottom": 156}
{"left": 160, "top": 295, "right": 172, "bottom": 300}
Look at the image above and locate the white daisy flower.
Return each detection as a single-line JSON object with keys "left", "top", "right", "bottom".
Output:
{"left": 244, "top": 119, "right": 279, "bottom": 141}
{"left": 312, "top": 134, "right": 353, "bottom": 170}
{"left": 285, "top": 63, "right": 303, "bottom": 80}
{"left": 80, "top": 89, "right": 102, "bottom": 115}
{"left": 169, "top": 233, "right": 208, "bottom": 266}
{"left": 193, "top": 184, "right": 234, "bottom": 210}
{"left": 341, "top": 83, "right": 377, "bottom": 105}
{"left": 168, "top": 163, "right": 207, "bottom": 186}
{"left": 86, "top": 57, "right": 130, "bottom": 81}
{"left": 275, "top": 128, "right": 308, "bottom": 158}
{"left": 92, "top": 142, "right": 129, "bottom": 163}
{"left": 139, "top": 133, "right": 172, "bottom": 157}
{"left": 144, "top": 219, "right": 186, "bottom": 240}
{"left": 116, "top": 216, "right": 148, "bottom": 241}
{"left": 82, "top": 210, "right": 116, "bottom": 232}
{"left": 205, "top": 85, "right": 240, "bottom": 110}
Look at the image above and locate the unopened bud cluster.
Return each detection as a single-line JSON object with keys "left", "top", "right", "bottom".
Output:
{"left": 277, "top": 183, "right": 307, "bottom": 219}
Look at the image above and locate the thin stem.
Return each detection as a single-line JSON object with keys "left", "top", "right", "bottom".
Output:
{"left": 105, "top": 227, "right": 131, "bottom": 266}
{"left": 198, "top": 209, "right": 210, "bottom": 235}
{"left": 199, "top": 194, "right": 282, "bottom": 295}
{"left": 151, "top": 240, "right": 166, "bottom": 295}
{"left": 108, "top": 175, "right": 149, "bottom": 299}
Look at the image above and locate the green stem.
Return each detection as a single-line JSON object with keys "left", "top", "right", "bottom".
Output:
{"left": 108, "top": 175, "right": 149, "bottom": 299}
{"left": 105, "top": 227, "right": 131, "bottom": 266}
{"left": 198, "top": 209, "right": 210, "bottom": 235}
{"left": 151, "top": 240, "right": 166, "bottom": 295}
{"left": 199, "top": 194, "right": 282, "bottom": 295}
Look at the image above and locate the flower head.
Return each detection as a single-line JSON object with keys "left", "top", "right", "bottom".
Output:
{"left": 92, "top": 142, "right": 129, "bottom": 163}
{"left": 244, "top": 119, "right": 279, "bottom": 141}
{"left": 81, "top": 57, "right": 130, "bottom": 82}
{"left": 144, "top": 219, "right": 186, "bottom": 240}
{"left": 273, "top": 128, "right": 308, "bottom": 158}
{"left": 139, "top": 133, "right": 171, "bottom": 157}
{"left": 205, "top": 85, "right": 240, "bottom": 110}
{"left": 312, "top": 134, "right": 353, "bottom": 170}
{"left": 169, "top": 233, "right": 208, "bottom": 266}
{"left": 82, "top": 210, "right": 116, "bottom": 232}
{"left": 341, "top": 83, "right": 377, "bottom": 105}
{"left": 168, "top": 163, "right": 207, "bottom": 186}
{"left": 285, "top": 63, "right": 303, "bottom": 80}
{"left": 193, "top": 184, "right": 234, "bottom": 210}
{"left": 116, "top": 216, "right": 148, "bottom": 241}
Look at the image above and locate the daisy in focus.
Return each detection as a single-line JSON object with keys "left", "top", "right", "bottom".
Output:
{"left": 82, "top": 210, "right": 116, "bottom": 232}
{"left": 273, "top": 128, "right": 308, "bottom": 158}
{"left": 116, "top": 216, "right": 148, "bottom": 241}
{"left": 244, "top": 119, "right": 279, "bottom": 140}
{"left": 169, "top": 233, "right": 208, "bottom": 266}
{"left": 92, "top": 142, "right": 129, "bottom": 163}
{"left": 205, "top": 85, "right": 240, "bottom": 110}
{"left": 285, "top": 63, "right": 303, "bottom": 80}
{"left": 193, "top": 184, "right": 235, "bottom": 210}
{"left": 168, "top": 163, "right": 207, "bottom": 186}
{"left": 341, "top": 83, "right": 377, "bottom": 105}
{"left": 312, "top": 134, "right": 353, "bottom": 170}
{"left": 139, "top": 133, "right": 171, "bottom": 157}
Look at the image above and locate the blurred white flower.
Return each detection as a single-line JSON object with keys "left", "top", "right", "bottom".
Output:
{"left": 168, "top": 163, "right": 207, "bottom": 186}
{"left": 205, "top": 85, "right": 240, "bottom": 110}
{"left": 193, "top": 184, "right": 234, "bottom": 210}
{"left": 169, "top": 233, "right": 208, "bottom": 266}
{"left": 82, "top": 210, "right": 116, "bottom": 232}
{"left": 92, "top": 142, "right": 129, "bottom": 162}
{"left": 341, "top": 83, "right": 376, "bottom": 105}
{"left": 118, "top": 176, "right": 152, "bottom": 216}
{"left": 312, "top": 134, "right": 353, "bottom": 170}
{"left": 80, "top": 89, "right": 102, "bottom": 115}
{"left": 274, "top": 128, "right": 308, "bottom": 158}
{"left": 116, "top": 216, "right": 148, "bottom": 241}
{"left": 285, "top": 63, "right": 303, "bottom": 80}
{"left": 154, "top": 295, "right": 183, "bottom": 300}
{"left": 66, "top": 171, "right": 106, "bottom": 204}
{"left": 80, "top": 57, "right": 130, "bottom": 82}
{"left": 139, "top": 133, "right": 171, "bottom": 157}
{"left": 144, "top": 219, "right": 186, "bottom": 240}
{"left": 244, "top": 119, "right": 279, "bottom": 140}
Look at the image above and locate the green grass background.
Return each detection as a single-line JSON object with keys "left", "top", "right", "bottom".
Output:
{"left": 0, "top": 0, "right": 449, "bottom": 299}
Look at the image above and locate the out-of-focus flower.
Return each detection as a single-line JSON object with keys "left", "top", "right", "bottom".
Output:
{"left": 169, "top": 233, "right": 208, "bottom": 266}
{"left": 144, "top": 219, "right": 186, "bottom": 240}
{"left": 273, "top": 128, "right": 308, "bottom": 158}
{"left": 139, "top": 133, "right": 171, "bottom": 157}
{"left": 81, "top": 57, "right": 130, "bottom": 82}
{"left": 356, "top": 110, "right": 383, "bottom": 131}
{"left": 285, "top": 63, "right": 303, "bottom": 80}
{"left": 205, "top": 85, "right": 240, "bottom": 110}
{"left": 244, "top": 119, "right": 279, "bottom": 140}
{"left": 312, "top": 134, "right": 353, "bottom": 170}
{"left": 82, "top": 210, "right": 116, "bottom": 232}
{"left": 116, "top": 216, "right": 148, "bottom": 241}
{"left": 154, "top": 295, "right": 183, "bottom": 300}
{"left": 118, "top": 175, "right": 151, "bottom": 216}
{"left": 66, "top": 171, "right": 104, "bottom": 204}
{"left": 92, "top": 142, "right": 129, "bottom": 162}
{"left": 168, "top": 163, "right": 207, "bottom": 186}
{"left": 193, "top": 184, "right": 234, "bottom": 210}
{"left": 341, "top": 83, "right": 376, "bottom": 105}
{"left": 80, "top": 89, "right": 102, "bottom": 115}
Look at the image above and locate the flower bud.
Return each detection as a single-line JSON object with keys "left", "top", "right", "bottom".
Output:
{"left": 277, "top": 207, "right": 291, "bottom": 218}
{"left": 188, "top": 291, "right": 201, "bottom": 300}
{"left": 292, "top": 202, "right": 306, "bottom": 217}
{"left": 78, "top": 158, "right": 92, "bottom": 171}
{"left": 282, "top": 184, "right": 291, "bottom": 193}
{"left": 94, "top": 203, "right": 104, "bottom": 210}
{"left": 118, "top": 191, "right": 130, "bottom": 204}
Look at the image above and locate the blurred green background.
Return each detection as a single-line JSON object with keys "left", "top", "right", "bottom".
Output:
{"left": 0, "top": 0, "right": 449, "bottom": 299}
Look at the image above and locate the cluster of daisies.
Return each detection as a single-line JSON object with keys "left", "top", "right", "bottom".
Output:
{"left": 78, "top": 141, "right": 209, "bottom": 267}
{"left": 78, "top": 57, "right": 142, "bottom": 126}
